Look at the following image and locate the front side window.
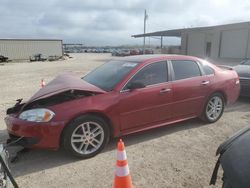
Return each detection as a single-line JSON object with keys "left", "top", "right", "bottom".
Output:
{"left": 124, "top": 61, "right": 168, "bottom": 89}
{"left": 83, "top": 60, "right": 139, "bottom": 91}
{"left": 171, "top": 60, "right": 201, "bottom": 80}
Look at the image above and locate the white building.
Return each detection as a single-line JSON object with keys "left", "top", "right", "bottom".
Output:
{"left": 132, "top": 22, "right": 250, "bottom": 60}
{"left": 0, "top": 39, "right": 63, "bottom": 60}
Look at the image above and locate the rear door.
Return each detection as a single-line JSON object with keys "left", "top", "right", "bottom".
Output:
{"left": 118, "top": 61, "right": 173, "bottom": 130}
{"left": 170, "top": 60, "right": 211, "bottom": 118}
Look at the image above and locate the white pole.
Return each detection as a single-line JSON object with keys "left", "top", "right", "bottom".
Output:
{"left": 143, "top": 9, "right": 147, "bottom": 54}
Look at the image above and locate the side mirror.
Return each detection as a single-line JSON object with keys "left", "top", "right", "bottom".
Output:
{"left": 127, "top": 82, "right": 145, "bottom": 90}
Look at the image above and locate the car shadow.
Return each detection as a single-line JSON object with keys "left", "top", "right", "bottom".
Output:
{"left": 9, "top": 118, "right": 207, "bottom": 178}
{"left": 106, "top": 118, "right": 208, "bottom": 152}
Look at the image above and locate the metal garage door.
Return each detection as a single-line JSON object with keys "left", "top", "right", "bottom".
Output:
{"left": 220, "top": 29, "right": 249, "bottom": 58}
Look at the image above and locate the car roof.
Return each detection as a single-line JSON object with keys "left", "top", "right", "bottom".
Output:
{"left": 119, "top": 54, "right": 200, "bottom": 63}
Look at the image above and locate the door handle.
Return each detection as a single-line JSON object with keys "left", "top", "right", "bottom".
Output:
{"left": 201, "top": 81, "right": 210, "bottom": 86}
{"left": 160, "top": 88, "right": 172, "bottom": 94}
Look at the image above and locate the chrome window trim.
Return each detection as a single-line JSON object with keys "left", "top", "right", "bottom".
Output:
{"left": 165, "top": 74, "right": 207, "bottom": 83}
{"left": 121, "top": 82, "right": 170, "bottom": 93}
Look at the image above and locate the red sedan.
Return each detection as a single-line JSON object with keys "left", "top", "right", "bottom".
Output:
{"left": 5, "top": 55, "right": 240, "bottom": 158}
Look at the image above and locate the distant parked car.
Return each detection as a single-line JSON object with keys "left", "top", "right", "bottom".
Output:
{"left": 96, "top": 48, "right": 104, "bottom": 53}
{"left": 112, "top": 49, "right": 130, "bottom": 56}
{"left": 234, "top": 59, "right": 250, "bottom": 97}
{"left": 120, "top": 49, "right": 130, "bottom": 56}
{"left": 29, "top": 54, "right": 47, "bottom": 62}
{"left": 145, "top": 49, "right": 154, "bottom": 54}
{"left": 5, "top": 55, "right": 240, "bottom": 158}
{"left": 48, "top": 55, "right": 62, "bottom": 61}
{"left": 103, "top": 49, "right": 110, "bottom": 53}
{"left": 0, "top": 55, "right": 8, "bottom": 62}
{"left": 130, "top": 49, "right": 140, "bottom": 55}
{"left": 138, "top": 49, "right": 143, "bottom": 55}
{"left": 111, "top": 50, "right": 121, "bottom": 56}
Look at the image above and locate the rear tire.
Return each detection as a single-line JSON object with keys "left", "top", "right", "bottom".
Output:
{"left": 202, "top": 93, "right": 225, "bottom": 123}
{"left": 62, "top": 115, "right": 110, "bottom": 158}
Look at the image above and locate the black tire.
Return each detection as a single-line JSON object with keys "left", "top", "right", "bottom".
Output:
{"left": 202, "top": 93, "right": 225, "bottom": 123}
{"left": 62, "top": 115, "right": 110, "bottom": 158}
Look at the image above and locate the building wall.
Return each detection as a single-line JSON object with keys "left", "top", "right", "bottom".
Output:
{"left": 187, "top": 32, "right": 206, "bottom": 57}
{"left": 181, "top": 22, "right": 250, "bottom": 60}
{"left": 220, "top": 29, "right": 249, "bottom": 58}
{"left": 0, "top": 39, "right": 63, "bottom": 60}
{"left": 180, "top": 33, "right": 188, "bottom": 55}
{"left": 247, "top": 31, "right": 250, "bottom": 58}
{"left": 210, "top": 31, "right": 220, "bottom": 59}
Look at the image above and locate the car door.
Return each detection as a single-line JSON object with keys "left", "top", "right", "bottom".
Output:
{"left": 118, "top": 61, "right": 173, "bottom": 130}
{"left": 170, "top": 60, "right": 211, "bottom": 118}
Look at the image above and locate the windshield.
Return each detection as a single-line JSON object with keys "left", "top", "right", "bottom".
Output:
{"left": 242, "top": 59, "right": 250, "bottom": 65}
{"left": 83, "top": 60, "right": 139, "bottom": 91}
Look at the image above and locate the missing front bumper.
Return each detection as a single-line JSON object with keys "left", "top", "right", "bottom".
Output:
{"left": 7, "top": 134, "right": 39, "bottom": 148}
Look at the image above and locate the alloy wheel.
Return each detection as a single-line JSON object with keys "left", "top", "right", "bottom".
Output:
{"left": 70, "top": 121, "right": 104, "bottom": 155}
{"left": 206, "top": 96, "right": 223, "bottom": 122}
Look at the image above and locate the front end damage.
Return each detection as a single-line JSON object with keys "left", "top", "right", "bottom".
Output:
{"left": 5, "top": 89, "right": 101, "bottom": 149}
{"left": 7, "top": 90, "right": 95, "bottom": 115}
{"left": 5, "top": 73, "right": 106, "bottom": 151}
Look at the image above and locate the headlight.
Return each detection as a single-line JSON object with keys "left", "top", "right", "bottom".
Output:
{"left": 19, "top": 108, "right": 55, "bottom": 122}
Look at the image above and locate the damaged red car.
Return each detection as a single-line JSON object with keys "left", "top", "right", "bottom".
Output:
{"left": 5, "top": 55, "right": 240, "bottom": 158}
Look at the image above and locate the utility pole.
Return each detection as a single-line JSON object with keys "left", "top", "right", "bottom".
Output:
{"left": 143, "top": 9, "right": 148, "bottom": 54}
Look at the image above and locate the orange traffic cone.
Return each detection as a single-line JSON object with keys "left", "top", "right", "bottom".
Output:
{"left": 114, "top": 139, "right": 133, "bottom": 188}
{"left": 41, "top": 79, "right": 45, "bottom": 87}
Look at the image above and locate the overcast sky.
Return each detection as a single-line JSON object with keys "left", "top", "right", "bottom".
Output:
{"left": 1, "top": 0, "right": 250, "bottom": 46}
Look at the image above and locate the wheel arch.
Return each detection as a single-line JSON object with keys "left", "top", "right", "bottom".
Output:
{"left": 59, "top": 112, "right": 115, "bottom": 147}
{"left": 200, "top": 90, "right": 227, "bottom": 123}
{"left": 212, "top": 90, "right": 227, "bottom": 104}
{"left": 202, "top": 90, "right": 227, "bottom": 113}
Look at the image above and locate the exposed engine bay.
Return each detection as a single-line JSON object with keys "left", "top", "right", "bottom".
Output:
{"left": 6, "top": 90, "right": 97, "bottom": 115}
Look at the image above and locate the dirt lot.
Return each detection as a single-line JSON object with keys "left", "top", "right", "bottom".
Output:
{"left": 0, "top": 53, "right": 250, "bottom": 188}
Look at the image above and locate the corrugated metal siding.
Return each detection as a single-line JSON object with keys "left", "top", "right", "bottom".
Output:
{"left": 0, "top": 40, "right": 62, "bottom": 60}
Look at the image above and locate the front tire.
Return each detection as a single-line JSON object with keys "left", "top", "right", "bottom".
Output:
{"left": 203, "top": 93, "right": 225, "bottom": 123}
{"left": 62, "top": 115, "right": 110, "bottom": 158}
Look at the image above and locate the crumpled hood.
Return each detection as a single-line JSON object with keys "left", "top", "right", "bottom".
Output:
{"left": 234, "top": 65, "right": 250, "bottom": 78}
{"left": 29, "top": 73, "right": 106, "bottom": 102}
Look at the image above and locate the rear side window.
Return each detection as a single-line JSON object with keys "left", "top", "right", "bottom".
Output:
{"left": 126, "top": 61, "right": 168, "bottom": 87}
{"left": 203, "top": 65, "right": 214, "bottom": 75}
{"left": 171, "top": 60, "right": 201, "bottom": 80}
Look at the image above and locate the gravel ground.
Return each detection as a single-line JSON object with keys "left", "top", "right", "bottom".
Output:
{"left": 0, "top": 53, "right": 250, "bottom": 188}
